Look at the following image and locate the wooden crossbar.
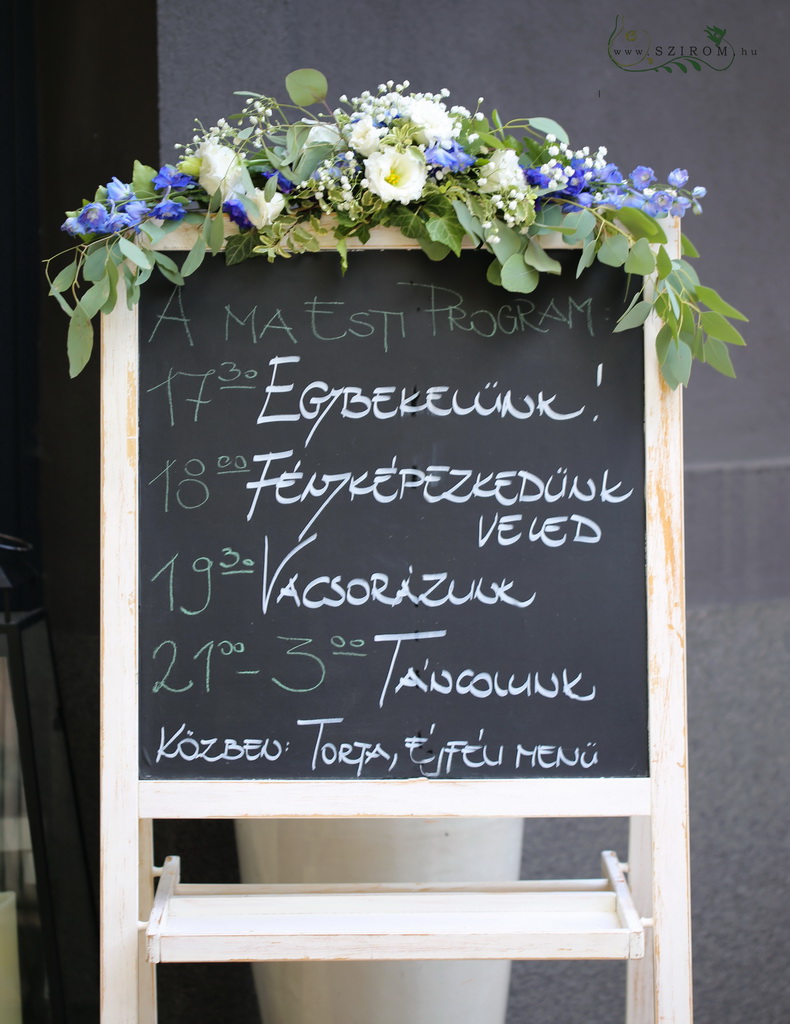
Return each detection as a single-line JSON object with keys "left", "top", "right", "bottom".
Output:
{"left": 146, "top": 853, "right": 644, "bottom": 964}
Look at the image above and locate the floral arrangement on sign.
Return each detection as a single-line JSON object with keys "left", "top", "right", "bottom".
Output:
{"left": 48, "top": 69, "right": 746, "bottom": 384}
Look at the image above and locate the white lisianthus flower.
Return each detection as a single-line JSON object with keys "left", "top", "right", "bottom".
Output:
{"left": 348, "top": 114, "right": 383, "bottom": 156}
{"left": 477, "top": 149, "right": 525, "bottom": 194}
{"left": 302, "top": 121, "right": 342, "bottom": 148}
{"left": 364, "top": 149, "right": 427, "bottom": 204}
{"left": 406, "top": 97, "right": 456, "bottom": 145}
{"left": 247, "top": 188, "right": 286, "bottom": 227}
{"left": 195, "top": 140, "right": 245, "bottom": 199}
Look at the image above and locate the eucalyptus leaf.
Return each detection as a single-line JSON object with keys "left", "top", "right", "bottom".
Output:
{"left": 614, "top": 206, "right": 668, "bottom": 243}
{"left": 500, "top": 253, "right": 539, "bottom": 293}
{"left": 596, "top": 233, "right": 629, "bottom": 267}
{"left": 623, "top": 236, "right": 656, "bottom": 276}
{"left": 486, "top": 259, "right": 502, "bottom": 286}
{"left": 291, "top": 140, "right": 335, "bottom": 185}
{"left": 664, "top": 282, "right": 681, "bottom": 320}
{"left": 667, "top": 258, "right": 700, "bottom": 295}
{"left": 662, "top": 338, "right": 693, "bottom": 388}
{"left": 49, "top": 259, "right": 78, "bottom": 294}
{"left": 561, "top": 209, "right": 596, "bottom": 245}
{"left": 523, "top": 238, "right": 562, "bottom": 274}
{"left": 575, "top": 239, "right": 596, "bottom": 279}
{"left": 695, "top": 285, "right": 748, "bottom": 321}
{"left": 489, "top": 223, "right": 524, "bottom": 265}
{"left": 67, "top": 305, "right": 94, "bottom": 378}
{"left": 656, "top": 323, "right": 673, "bottom": 366}
{"left": 50, "top": 288, "right": 74, "bottom": 316}
{"left": 285, "top": 68, "right": 328, "bottom": 106}
{"left": 527, "top": 117, "right": 569, "bottom": 144}
{"left": 139, "top": 220, "right": 166, "bottom": 244}
{"left": 613, "top": 300, "right": 652, "bottom": 332}
{"left": 118, "top": 236, "right": 153, "bottom": 269}
{"left": 681, "top": 234, "right": 700, "bottom": 258}
{"left": 451, "top": 200, "right": 483, "bottom": 243}
{"left": 83, "top": 244, "right": 111, "bottom": 282}
{"left": 101, "top": 259, "right": 119, "bottom": 315}
{"left": 531, "top": 205, "right": 565, "bottom": 234}
{"left": 153, "top": 250, "right": 185, "bottom": 286}
{"left": 79, "top": 277, "right": 111, "bottom": 319}
{"left": 208, "top": 212, "right": 226, "bottom": 255}
{"left": 699, "top": 310, "right": 746, "bottom": 346}
{"left": 264, "top": 174, "right": 278, "bottom": 201}
{"left": 656, "top": 245, "right": 673, "bottom": 280}
{"left": 703, "top": 336, "right": 737, "bottom": 377}
{"left": 182, "top": 236, "right": 208, "bottom": 277}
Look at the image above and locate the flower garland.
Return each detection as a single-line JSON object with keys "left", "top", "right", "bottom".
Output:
{"left": 47, "top": 68, "right": 746, "bottom": 383}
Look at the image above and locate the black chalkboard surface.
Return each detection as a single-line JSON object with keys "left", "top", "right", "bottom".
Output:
{"left": 137, "top": 248, "right": 646, "bottom": 781}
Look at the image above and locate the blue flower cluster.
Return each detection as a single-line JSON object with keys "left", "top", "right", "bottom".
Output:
{"left": 425, "top": 141, "right": 475, "bottom": 174}
{"left": 526, "top": 154, "right": 705, "bottom": 219}
{"left": 61, "top": 165, "right": 196, "bottom": 237}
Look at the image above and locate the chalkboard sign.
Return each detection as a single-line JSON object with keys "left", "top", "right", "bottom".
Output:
{"left": 136, "top": 248, "right": 646, "bottom": 781}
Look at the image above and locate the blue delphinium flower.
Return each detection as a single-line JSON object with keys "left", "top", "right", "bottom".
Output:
{"left": 599, "top": 163, "right": 624, "bottom": 184}
{"left": 262, "top": 169, "right": 296, "bottom": 194}
{"left": 108, "top": 200, "right": 150, "bottom": 233}
{"left": 153, "top": 164, "right": 196, "bottom": 190}
{"left": 61, "top": 215, "right": 83, "bottom": 236}
{"left": 630, "top": 165, "right": 656, "bottom": 189}
{"left": 691, "top": 186, "right": 706, "bottom": 198}
{"left": 425, "top": 141, "right": 474, "bottom": 173}
{"left": 651, "top": 191, "right": 676, "bottom": 214}
{"left": 561, "top": 192, "right": 593, "bottom": 213}
{"left": 106, "top": 177, "right": 135, "bottom": 204}
{"left": 667, "top": 168, "right": 688, "bottom": 188}
{"left": 524, "top": 166, "right": 553, "bottom": 189}
{"left": 670, "top": 195, "right": 692, "bottom": 217}
{"left": 75, "top": 202, "right": 112, "bottom": 234}
{"left": 223, "top": 198, "right": 253, "bottom": 230}
{"left": 151, "top": 199, "right": 186, "bottom": 221}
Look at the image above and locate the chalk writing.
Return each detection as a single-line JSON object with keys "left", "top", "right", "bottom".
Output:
{"left": 138, "top": 251, "right": 649, "bottom": 781}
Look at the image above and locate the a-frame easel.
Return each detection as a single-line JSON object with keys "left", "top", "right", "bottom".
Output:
{"left": 99, "top": 222, "right": 691, "bottom": 1023}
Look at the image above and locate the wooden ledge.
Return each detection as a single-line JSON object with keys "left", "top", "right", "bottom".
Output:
{"left": 146, "top": 851, "right": 644, "bottom": 964}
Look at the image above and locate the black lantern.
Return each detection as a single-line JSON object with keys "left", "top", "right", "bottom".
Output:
{"left": 0, "top": 533, "right": 97, "bottom": 1023}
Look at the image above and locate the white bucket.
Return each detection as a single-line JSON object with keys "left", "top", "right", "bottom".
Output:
{"left": 235, "top": 817, "right": 524, "bottom": 1024}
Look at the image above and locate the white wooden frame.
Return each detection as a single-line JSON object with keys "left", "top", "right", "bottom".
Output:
{"left": 100, "top": 223, "right": 691, "bottom": 1023}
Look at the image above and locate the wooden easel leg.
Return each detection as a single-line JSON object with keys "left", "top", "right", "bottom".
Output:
{"left": 138, "top": 819, "right": 157, "bottom": 1024}
{"left": 626, "top": 815, "right": 654, "bottom": 1024}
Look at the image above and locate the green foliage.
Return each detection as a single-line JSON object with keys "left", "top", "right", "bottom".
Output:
{"left": 285, "top": 69, "right": 328, "bottom": 106}
{"left": 526, "top": 117, "right": 569, "bottom": 145}
{"left": 67, "top": 305, "right": 93, "bottom": 378}
{"left": 49, "top": 69, "right": 746, "bottom": 390}
{"left": 500, "top": 254, "right": 539, "bottom": 293}
{"left": 597, "top": 233, "right": 629, "bottom": 267}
